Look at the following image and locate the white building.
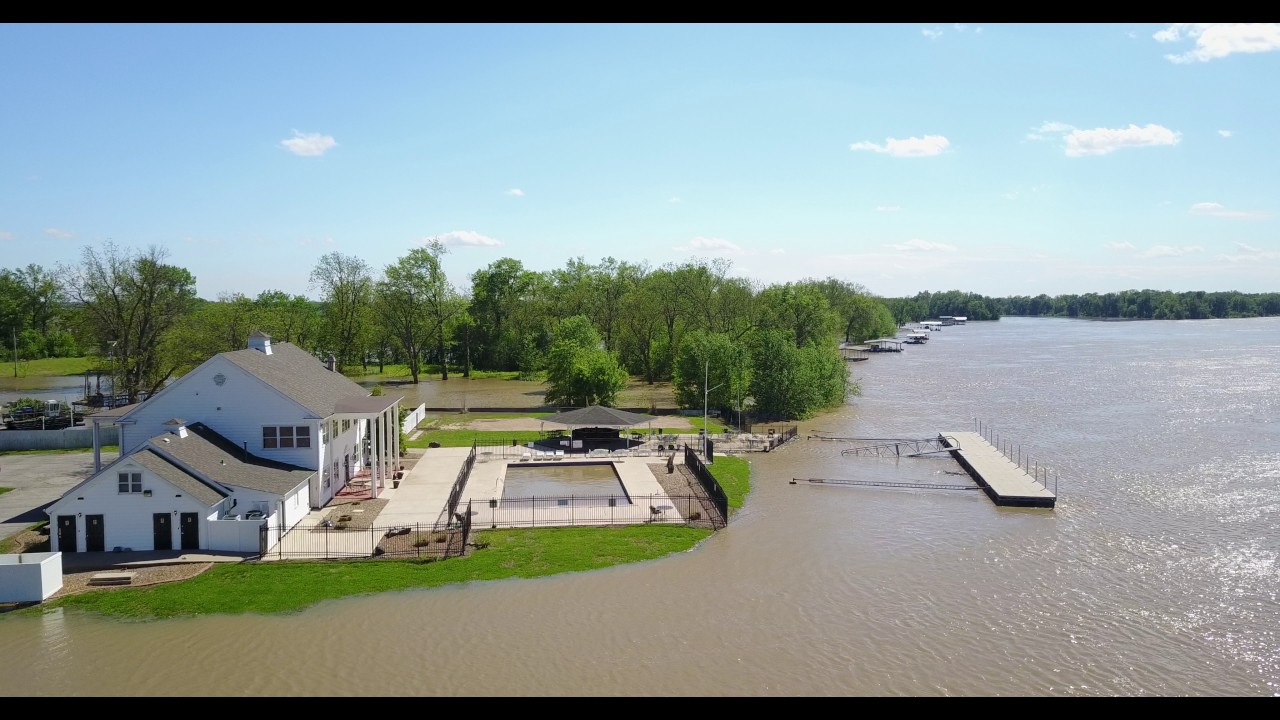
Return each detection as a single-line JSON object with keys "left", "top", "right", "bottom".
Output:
{"left": 45, "top": 333, "right": 401, "bottom": 555}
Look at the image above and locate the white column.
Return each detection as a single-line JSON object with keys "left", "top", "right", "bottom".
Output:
{"left": 370, "top": 414, "right": 380, "bottom": 498}
{"left": 380, "top": 407, "right": 389, "bottom": 487}
{"left": 392, "top": 401, "right": 400, "bottom": 474}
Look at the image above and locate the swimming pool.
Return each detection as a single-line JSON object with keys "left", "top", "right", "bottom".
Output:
{"left": 500, "top": 462, "right": 631, "bottom": 504}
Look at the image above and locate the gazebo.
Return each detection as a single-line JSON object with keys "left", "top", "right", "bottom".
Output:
{"left": 538, "top": 405, "right": 659, "bottom": 452}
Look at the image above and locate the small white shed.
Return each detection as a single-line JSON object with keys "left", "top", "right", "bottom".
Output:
{"left": 0, "top": 552, "right": 64, "bottom": 602}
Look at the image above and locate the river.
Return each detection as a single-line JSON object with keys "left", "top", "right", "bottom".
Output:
{"left": 1, "top": 316, "right": 1277, "bottom": 696}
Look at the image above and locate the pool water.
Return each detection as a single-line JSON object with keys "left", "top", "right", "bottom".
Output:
{"left": 500, "top": 463, "right": 630, "bottom": 502}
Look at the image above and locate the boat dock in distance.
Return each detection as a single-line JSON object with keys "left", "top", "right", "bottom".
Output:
{"left": 938, "top": 432, "right": 1056, "bottom": 508}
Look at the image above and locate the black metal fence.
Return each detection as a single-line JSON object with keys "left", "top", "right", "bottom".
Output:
{"left": 258, "top": 519, "right": 469, "bottom": 561}
{"left": 762, "top": 425, "right": 799, "bottom": 451}
{"left": 468, "top": 493, "right": 717, "bottom": 530}
{"left": 683, "top": 445, "right": 730, "bottom": 524}
{"left": 442, "top": 441, "right": 477, "bottom": 527}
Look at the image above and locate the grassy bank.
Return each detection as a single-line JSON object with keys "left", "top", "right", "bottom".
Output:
{"left": 707, "top": 455, "right": 750, "bottom": 510}
{"left": 3, "top": 356, "right": 99, "bottom": 378}
{"left": 42, "top": 525, "right": 712, "bottom": 618}
{"left": 0, "top": 486, "right": 11, "bottom": 496}
{"left": 406, "top": 430, "right": 547, "bottom": 448}
{"left": 0, "top": 521, "right": 45, "bottom": 554}
{"left": 0, "top": 445, "right": 118, "bottom": 457}
{"left": 343, "top": 364, "right": 525, "bottom": 381}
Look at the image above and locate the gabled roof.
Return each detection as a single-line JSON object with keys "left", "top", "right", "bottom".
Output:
{"left": 130, "top": 449, "right": 228, "bottom": 506}
{"left": 220, "top": 341, "right": 369, "bottom": 417}
{"left": 539, "top": 405, "right": 658, "bottom": 428}
{"left": 148, "top": 422, "right": 314, "bottom": 495}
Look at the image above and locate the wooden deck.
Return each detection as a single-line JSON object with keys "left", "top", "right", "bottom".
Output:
{"left": 938, "top": 432, "right": 1056, "bottom": 508}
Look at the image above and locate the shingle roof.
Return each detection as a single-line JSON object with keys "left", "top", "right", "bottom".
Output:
{"left": 148, "top": 422, "right": 314, "bottom": 495}
{"left": 129, "top": 449, "right": 227, "bottom": 506}
{"left": 221, "top": 341, "right": 369, "bottom": 417}
{"left": 332, "top": 395, "right": 403, "bottom": 415}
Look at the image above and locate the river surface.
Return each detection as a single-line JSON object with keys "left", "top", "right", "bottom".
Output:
{"left": 1, "top": 316, "right": 1277, "bottom": 696}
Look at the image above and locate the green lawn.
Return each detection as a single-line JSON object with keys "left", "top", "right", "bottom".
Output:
{"left": 406, "top": 430, "right": 549, "bottom": 448}
{"left": 708, "top": 455, "right": 750, "bottom": 510}
{"left": 0, "top": 445, "right": 118, "bottom": 457}
{"left": 0, "top": 486, "right": 11, "bottom": 496}
{"left": 42, "top": 525, "right": 712, "bottom": 618}
{"left": 420, "top": 412, "right": 553, "bottom": 424}
{"left": 686, "top": 416, "right": 732, "bottom": 434}
{"left": 343, "top": 365, "right": 525, "bottom": 381}
{"left": 4, "top": 356, "right": 100, "bottom": 377}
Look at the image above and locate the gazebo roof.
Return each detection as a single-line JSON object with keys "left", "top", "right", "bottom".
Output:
{"left": 540, "top": 405, "right": 658, "bottom": 429}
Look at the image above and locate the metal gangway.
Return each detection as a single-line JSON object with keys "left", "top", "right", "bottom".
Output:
{"left": 792, "top": 478, "right": 981, "bottom": 492}
{"left": 837, "top": 436, "right": 959, "bottom": 458}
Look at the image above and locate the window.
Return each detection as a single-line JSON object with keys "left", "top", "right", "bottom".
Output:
{"left": 118, "top": 472, "right": 142, "bottom": 494}
{"left": 263, "top": 426, "right": 311, "bottom": 450}
{"left": 320, "top": 422, "right": 328, "bottom": 444}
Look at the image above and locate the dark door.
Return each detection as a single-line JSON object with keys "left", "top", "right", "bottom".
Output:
{"left": 344, "top": 454, "right": 351, "bottom": 483}
{"left": 180, "top": 513, "right": 199, "bottom": 550}
{"left": 56, "top": 515, "right": 77, "bottom": 553}
{"left": 85, "top": 514, "right": 105, "bottom": 552}
{"left": 152, "top": 513, "right": 173, "bottom": 550}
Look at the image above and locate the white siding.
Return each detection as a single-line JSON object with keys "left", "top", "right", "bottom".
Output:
{"left": 120, "top": 356, "right": 322, "bottom": 470}
{"left": 221, "top": 481, "right": 310, "bottom": 537}
{"left": 315, "top": 418, "right": 368, "bottom": 508}
{"left": 44, "top": 458, "right": 217, "bottom": 553}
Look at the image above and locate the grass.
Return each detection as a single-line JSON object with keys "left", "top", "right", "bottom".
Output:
{"left": 685, "top": 416, "right": 732, "bottom": 434}
{"left": 708, "top": 455, "right": 751, "bottom": 510}
{"left": 0, "top": 521, "right": 46, "bottom": 554}
{"left": 40, "top": 525, "right": 712, "bottom": 618}
{"left": 342, "top": 364, "right": 526, "bottom": 381}
{"left": 421, "top": 412, "right": 553, "bottom": 424}
{"left": 406, "top": 430, "right": 548, "bottom": 448}
{"left": 3, "top": 356, "right": 100, "bottom": 378}
{"left": 0, "top": 445, "right": 118, "bottom": 457}
{"left": 0, "top": 486, "right": 11, "bottom": 495}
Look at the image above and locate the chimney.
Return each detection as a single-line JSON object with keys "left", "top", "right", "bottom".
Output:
{"left": 326, "top": 353, "right": 336, "bottom": 372}
{"left": 163, "top": 418, "right": 188, "bottom": 439}
{"left": 248, "top": 331, "right": 273, "bottom": 355}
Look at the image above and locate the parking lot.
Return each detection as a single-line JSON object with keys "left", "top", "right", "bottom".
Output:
{"left": 0, "top": 450, "right": 118, "bottom": 543}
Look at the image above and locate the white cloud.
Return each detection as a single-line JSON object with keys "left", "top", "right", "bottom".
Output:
{"left": 0, "top": 231, "right": 13, "bottom": 241}
{"left": 887, "top": 239, "right": 957, "bottom": 252}
{"left": 1003, "top": 191, "right": 1019, "bottom": 200}
{"left": 1188, "top": 202, "right": 1270, "bottom": 219}
{"left": 44, "top": 227, "right": 73, "bottom": 239}
{"left": 1154, "top": 23, "right": 1280, "bottom": 63}
{"left": 1064, "top": 124, "right": 1181, "bottom": 157}
{"left": 678, "top": 236, "right": 742, "bottom": 254}
{"left": 1127, "top": 31, "right": 1138, "bottom": 39}
{"left": 1026, "top": 120, "right": 1076, "bottom": 140}
{"left": 435, "top": 230, "right": 504, "bottom": 247}
{"left": 1219, "top": 241, "right": 1280, "bottom": 263}
{"left": 505, "top": 188, "right": 524, "bottom": 197}
{"left": 1218, "top": 129, "right": 1232, "bottom": 138}
{"left": 1106, "top": 241, "right": 1137, "bottom": 252}
{"left": 768, "top": 248, "right": 786, "bottom": 255}
{"left": 850, "top": 134, "right": 950, "bottom": 157}
{"left": 669, "top": 196, "right": 682, "bottom": 204}
{"left": 1139, "top": 244, "right": 1203, "bottom": 258}
{"left": 875, "top": 205, "right": 902, "bottom": 212}
{"left": 280, "top": 130, "right": 338, "bottom": 157}
{"left": 922, "top": 27, "right": 942, "bottom": 40}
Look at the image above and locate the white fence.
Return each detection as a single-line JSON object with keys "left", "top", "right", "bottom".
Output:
{"left": 0, "top": 552, "right": 63, "bottom": 602}
{"left": 402, "top": 403, "right": 426, "bottom": 434}
{"left": 0, "top": 425, "right": 120, "bottom": 452}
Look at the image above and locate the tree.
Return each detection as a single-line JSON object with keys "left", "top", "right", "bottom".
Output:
{"left": 375, "top": 241, "right": 461, "bottom": 384}
{"left": 309, "top": 252, "right": 373, "bottom": 373}
{"left": 543, "top": 315, "right": 628, "bottom": 407}
{"left": 748, "top": 330, "right": 852, "bottom": 421}
{"left": 672, "top": 330, "right": 751, "bottom": 417}
{"left": 59, "top": 243, "right": 197, "bottom": 402}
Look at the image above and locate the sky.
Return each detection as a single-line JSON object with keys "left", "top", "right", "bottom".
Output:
{"left": 2, "top": 23, "right": 1278, "bottom": 301}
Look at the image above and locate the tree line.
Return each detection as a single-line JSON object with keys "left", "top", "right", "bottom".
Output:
{"left": 4, "top": 244, "right": 914, "bottom": 421}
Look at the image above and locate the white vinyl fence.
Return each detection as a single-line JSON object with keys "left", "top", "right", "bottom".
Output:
{"left": 402, "top": 403, "right": 426, "bottom": 434}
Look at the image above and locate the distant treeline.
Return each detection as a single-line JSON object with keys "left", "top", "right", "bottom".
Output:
{"left": 881, "top": 289, "right": 1280, "bottom": 323}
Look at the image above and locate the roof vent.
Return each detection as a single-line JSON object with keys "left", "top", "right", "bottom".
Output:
{"left": 248, "top": 331, "right": 273, "bottom": 355}
{"left": 163, "top": 418, "right": 188, "bottom": 438}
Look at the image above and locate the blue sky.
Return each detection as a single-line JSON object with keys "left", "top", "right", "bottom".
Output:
{"left": 2, "top": 23, "right": 1278, "bottom": 300}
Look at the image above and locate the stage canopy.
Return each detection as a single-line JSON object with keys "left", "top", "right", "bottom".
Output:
{"left": 540, "top": 405, "right": 658, "bottom": 429}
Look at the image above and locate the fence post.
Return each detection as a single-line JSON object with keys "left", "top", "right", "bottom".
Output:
{"left": 416, "top": 523, "right": 420, "bottom": 559}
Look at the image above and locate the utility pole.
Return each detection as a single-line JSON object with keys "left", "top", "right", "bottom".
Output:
{"left": 12, "top": 327, "right": 17, "bottom": 378}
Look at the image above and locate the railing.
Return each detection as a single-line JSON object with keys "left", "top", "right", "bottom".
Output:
{"left": 683, "top": 445, "right": 730, "bottom": 524}
{"left": 258, "top": 520, "right": 468, "bottom": 561}
{"left": 972, "top": 419, "right": 1059, "bottom": 493}
{"left": 441, "top": 441, "right": 477, "bottom": 528}
{"left": 470, "top": 493, "right": 717, "bottom": 530}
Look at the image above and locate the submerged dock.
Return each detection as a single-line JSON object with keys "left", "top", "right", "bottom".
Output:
{"left": 938, "top": 432, "right": 1056, "bottom": 508}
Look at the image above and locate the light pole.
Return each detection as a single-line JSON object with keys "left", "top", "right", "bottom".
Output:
{"left": 108, "top": 340, "right": 118, "bottom": 407}
{"left": 703, "top": 359, "right": 724, "bottom": 460}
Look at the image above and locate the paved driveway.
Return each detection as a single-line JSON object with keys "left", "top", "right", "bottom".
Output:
{"left": 0, "top": 451, "right": 117, "bottom": 544}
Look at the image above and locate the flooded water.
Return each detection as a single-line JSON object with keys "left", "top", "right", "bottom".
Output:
{"left": 350, "top": 373, "right": 677, "bottom": 411}
{"left": 2, "top": 316, "right": 1278, "bottom": 696}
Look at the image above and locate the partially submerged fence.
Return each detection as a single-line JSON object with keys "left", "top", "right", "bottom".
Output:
{"left": 468, "top": 493, "right": 716, "bottom": 530}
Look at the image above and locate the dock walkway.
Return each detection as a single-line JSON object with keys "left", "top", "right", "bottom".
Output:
{"left": 938, "top": 432, "right": 1056, "bottom": 508}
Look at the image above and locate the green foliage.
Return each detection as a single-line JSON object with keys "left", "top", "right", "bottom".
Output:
{"left": 543, "top": 315, "right": 628, "bottom": 407}
{"left": 671, "top": 330, "right": 750, "bottom": 415}
{"left": 841, "top": 294, "right": 898, "bottom": 344}
{"left": 44, "top": 526, "right": 712, "bottom": 618}
{"left": 749, "top": 329, "right": 852, "bottom": 420}
{"left": 993, "top": 289, "right": 1280, "bottom": 320}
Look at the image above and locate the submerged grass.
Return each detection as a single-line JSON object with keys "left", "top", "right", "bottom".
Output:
{"left": 42, "top": 525, "right": 712, "bottom": 619}
{"left": 5, "top": 356, "right": 99, "bottom": 377}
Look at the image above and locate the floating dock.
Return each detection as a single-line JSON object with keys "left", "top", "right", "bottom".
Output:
{"left": 938, "top": 432, "right": 1056, "bottom": 508}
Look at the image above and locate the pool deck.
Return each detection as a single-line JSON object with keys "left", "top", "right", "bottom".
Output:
{"left": 938, "top": 432, "right": 1057, "bottom": 508}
